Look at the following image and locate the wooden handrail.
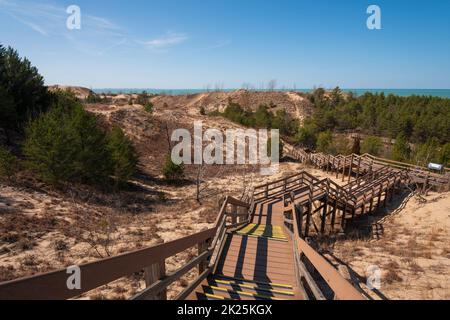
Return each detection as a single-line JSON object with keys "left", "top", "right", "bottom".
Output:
{"left": 288, "top": 147, "right": 450, "bottom": 190}
{"left": 0, "top": 196, "right": 251, "bottom": 300}
{"left": 296, "top": 237, "right": 364, "bottom": 300}
{"left": 0, "top": 228, "right": 216, "bottom": 300}
{"left": 286, "top": 195, "right": 364, "bottom": 300}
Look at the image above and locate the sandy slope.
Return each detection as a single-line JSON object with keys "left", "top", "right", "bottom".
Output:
{"left": 326, "top": 192, "right": 450, "bottom": 300}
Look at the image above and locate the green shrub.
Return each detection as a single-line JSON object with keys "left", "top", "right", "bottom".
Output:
{"left": 86, "top": 92, "right": 103, "bottom": 103}
{"left": 107, "top": 127, "right": 138, "bottom": 186}
{"left": 223, "top": 102, "right": 246, "bottom": 124}
{"left": 316, "top": 131, "right": 333, "bottom": 153}
{"left": 23, "top": 95, "right": 112, "bottom": 186}
{"left": 162, "top": 155, "right": 184, "bottom": 181}
{"left": 328, "top": 136, "right": 351, "bottom": 156}
{"left": 361, "top": 136, "right": 383, "bottom": 156}
{"left": 295, "top": 125, "right": 317, "bottom": 149}
{"left": 254, "top": 105, "right": 272, "bottom": 128}
{"left": 391, "top": 134, "right": 411, "bottom": 162}
{"left": 135, "top": 93, "right": 149, "bottom": 105}
{"left": 413, "top": 138, "right": 439, "bottom": 166}
{"left": 199, "top": 106, "right": 206, "bottom": 115}
{"left": 144, "top": 102, "right": 154, "bottom": 114}
{"left": 0, "top": 145, "right": 17, "bottom": 178}
{"left": 267, "top": 138, "right": 284, "bottom": 160}
{"left": 438, "top": 143, "right": 450, "bottom": 167}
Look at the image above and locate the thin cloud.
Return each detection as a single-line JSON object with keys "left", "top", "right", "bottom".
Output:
{"left": 142, "top": 32, "right": 189, "bottom": 49}
{"left": 0, "top": 0, "right": 122, "bottom": 36}
{"left": 208, "top": 40, "right": 232, "bottom": 50}
{"left": 1, "top": 1, "right": 188, "bottom": 55}
{"left": 7, "top": 12, "right": 48, "bottom": 36}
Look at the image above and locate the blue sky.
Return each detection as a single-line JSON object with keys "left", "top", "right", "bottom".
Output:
{"left": 1, "top": 0, "right": 449, "bottom": 89}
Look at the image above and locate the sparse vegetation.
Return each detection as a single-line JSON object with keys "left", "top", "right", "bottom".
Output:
{"left": 135, "top": 92, "right": 150, "bottom": 105}
{"left": 361, "top": 136, "right": 383, "bottom": 156}
{"left": 162, "top": 155, "right": 185, "bottom": 182}
{"left": 267, "top": 137, "right": 284, "bottom": 160}
{"left": 316, "top": 131, "right": 333, "bottom": 154}
{"left": 215, "top": 100, "right": 299, "bottom": 136}
{"left": 0, "top": 145, "right": 18, "bottom": 179}
{"left": 144, "top": 102, "right": 154, "bottom": 114}
{"left": 391, "top": 134, "right": 411, "bottom": 162}
{"left": 86, "top": 92, "right": 104, "bottom": 103}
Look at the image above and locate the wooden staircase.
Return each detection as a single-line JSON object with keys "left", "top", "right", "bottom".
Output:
{"left": 193, "top": 275, "right": 296, "bottom": 300}
{"left": 188, "top": 197, "right": 304, "bottom": 300}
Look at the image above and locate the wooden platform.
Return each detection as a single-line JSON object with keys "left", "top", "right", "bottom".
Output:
{"left": 188, "top": 197, "right": 304, "bottom": 300}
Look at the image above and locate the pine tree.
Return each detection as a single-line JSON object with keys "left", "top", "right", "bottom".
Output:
{"left": 0, "top": 145, "right": 18, "bottom": 179}
{"left": 0, "top": 46, "right": 49, "bottom": 130}
{"left": 23, "top": 93, "right": 111, "bottom": 186}
{"left": 316, "top": 131, "right": 333, "bottom": 154}
{"left": 107, "top": 127, "right": 138, "bottom": 187}
{"left": 162, "top": 155, "right": 184, "bottom": 181}
{"left": 391, "top": 134, "right": 411, "bottom": 162}
{"left": 361, "top": 136, "right": 382, "bottom": 156}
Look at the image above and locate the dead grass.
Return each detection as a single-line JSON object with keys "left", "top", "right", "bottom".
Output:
{"left": 0, "top": 265, "right": 16, "bottom": 282}
{"left": 384, "top": 269, "right": 403, "bottom": 284}
{"left": 329, "top": 190, "right": 450, "bottom": 300}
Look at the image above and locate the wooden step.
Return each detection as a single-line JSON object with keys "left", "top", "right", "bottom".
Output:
{"left": 207, "top": 279, "right": 295, "bottom": 297}
{"left": 202, "top": 285, "right": 285, "bottom": 300}
{"left": 212, "top": 275, "right": 294, "bottom": 289}
{"left": 195, "top": 292, "right": 229, "bottom": 300}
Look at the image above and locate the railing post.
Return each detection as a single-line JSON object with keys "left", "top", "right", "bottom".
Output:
{"left": 198, "top": 238, "right": 212, "bottom": 274}
{"left": 423, "top": 172, "right": 430, "bottom": 195}
{"left": 231, "top": 204, "right": 237, "bottom": 225}
{"left": 348, "top": 154, "right": 354, "bottom": 183}
{"left": 265, "top": 184, "right": 269, "bottom": 198}
{"left": 144, "top": 260, "right": 167, "bottom": 300}
{"left": 297, "top": 204, "right": 303, "bottom": 238}
{"left": 331, "top": 156, "right": 336, "bottom": 174}
{"left": 321, "top": 195, "right": 328, "bottom": 234}
{"left": 238, "top": 206, "right": 244, "bottom": 224}
{"left": 356, "top": 157, "right": 361, "bottom": 182}
{"left": 336, "top": 158, "right": 340, "bottom": 179}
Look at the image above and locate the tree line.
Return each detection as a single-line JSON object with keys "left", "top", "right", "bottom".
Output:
{"left": 296, "top": 88, "right": 450, "bottom": 166}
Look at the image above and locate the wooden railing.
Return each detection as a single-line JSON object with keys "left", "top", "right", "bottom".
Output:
{"left": 273, "top": 167, "right": 406, "bottom": 238}
{"left": 287, "top": 146, "right": 450, "bottom": 190}
{"left": 284, "top": 192, "right": 364, "bottom": 300}
{"left": 0, "top": 196, "right": 250, "bottom": 300}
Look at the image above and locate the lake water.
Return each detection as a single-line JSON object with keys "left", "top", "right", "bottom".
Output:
{"left": 93, "top": 88, "right": 450, "bottom": 98}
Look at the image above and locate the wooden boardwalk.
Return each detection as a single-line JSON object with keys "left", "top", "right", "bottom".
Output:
{"left": 287, "top": 147, "right": 450, "bottom": 191}
{"left": 188, "top": 197, "right": 304, "bottom": 300}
